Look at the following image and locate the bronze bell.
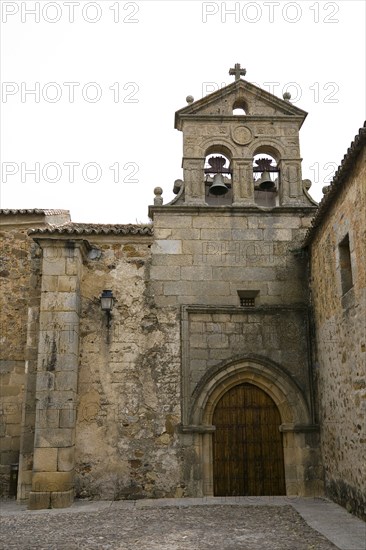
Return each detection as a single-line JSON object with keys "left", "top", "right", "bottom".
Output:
{"left": 257, "top": 170, "right": 275, "bottom": 190}
{"left": 209, "top": 173, "right": 229, "bottom": 196}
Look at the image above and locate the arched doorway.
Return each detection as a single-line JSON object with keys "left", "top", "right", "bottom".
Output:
{"left": 212, "top": 383, "right": 285, "bottom": 496}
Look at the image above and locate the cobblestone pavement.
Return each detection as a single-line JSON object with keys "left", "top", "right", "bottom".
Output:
{"left": 0, "top": 500, "right": 342, "bottom": 550}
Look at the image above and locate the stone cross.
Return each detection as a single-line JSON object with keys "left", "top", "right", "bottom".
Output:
{"left": 229, "top": 63, "right": 246, "bottom": 81}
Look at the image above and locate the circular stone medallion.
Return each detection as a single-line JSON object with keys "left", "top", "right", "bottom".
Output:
{"left": 232, "top": 125, "right": 252, "bottom": 145}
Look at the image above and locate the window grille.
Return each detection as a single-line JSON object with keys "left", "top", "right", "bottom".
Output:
{"left": 240, "top": 297, "right": 255, "bottom": 307}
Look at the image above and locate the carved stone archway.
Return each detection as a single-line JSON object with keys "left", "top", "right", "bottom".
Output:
{"left": 188, "top": 358, "right": 322, "bottom": 497}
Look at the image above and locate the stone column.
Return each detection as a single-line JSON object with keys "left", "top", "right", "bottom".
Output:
{"left": 28, "top": 239, "right": 87, "bottom": 509}
{"left": 278, "top": 159, "right": 303, "bottom": 205}
{"left": 182, "top": 157, "right": 206, "bottom": 205}
{"left": 231, "top": 157, "right": 255, "bottom": 205}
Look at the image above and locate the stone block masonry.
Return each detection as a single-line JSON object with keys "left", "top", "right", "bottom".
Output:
{"left": 151, "top": 211, "right": 309, "bottom": 308}
{"left": 0, "top": 212, "right": 68, "bottom": 497}
{"left": 308, "top": 144, "right": 366, "bottom": 519}
{"left": 28, "top": 239, "right": 87, "bottom": 509}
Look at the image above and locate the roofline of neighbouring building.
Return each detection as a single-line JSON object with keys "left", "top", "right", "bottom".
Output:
{"left": 303, "top": 122, "right": 366, "bottom": 247}
{"left": 28, "top": 222, "right": 153, "bottom": 236}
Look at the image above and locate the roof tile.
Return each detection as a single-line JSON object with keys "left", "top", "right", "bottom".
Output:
{"left": 28, "top": 222, "right": 153, "bottom": 236}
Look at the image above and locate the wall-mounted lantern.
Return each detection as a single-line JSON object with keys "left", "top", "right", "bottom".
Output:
{"left": 100, "top": 290, "right": 114, "bottom": 329}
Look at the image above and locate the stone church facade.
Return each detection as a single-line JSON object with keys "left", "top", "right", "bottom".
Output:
{"left": 0, "top": 69, "right": 364, "bottom": 518}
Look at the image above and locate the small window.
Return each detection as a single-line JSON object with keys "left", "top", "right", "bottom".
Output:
{"left": 232, "top": 99, "right": 248, "bottom": 115}
{"left": 238, "top": 290, "right": 259, "bottom": 307}
{"left": 339, "top": 234, "right": 353, "bottom": 295}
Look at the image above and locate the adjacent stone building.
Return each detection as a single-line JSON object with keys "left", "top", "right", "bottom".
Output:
{"left": 0, "top": 68, "right": 364, "bottom": 518}
{"left": 304, "top": 123, "right": 366, "bottom": 519}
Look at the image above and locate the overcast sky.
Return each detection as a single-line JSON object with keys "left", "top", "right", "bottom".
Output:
{"left": 1, "top": 0, "right": 365, "bottom": 223}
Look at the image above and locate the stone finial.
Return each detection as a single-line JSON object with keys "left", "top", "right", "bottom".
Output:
{"left": 283, "top": 92, "right": 291, "bottom": 101}
{"left": 186, "top": 95, "right": 194, "bottom": 104}
{"left": 154, "top": 187, "right": 163, "bottom": 205}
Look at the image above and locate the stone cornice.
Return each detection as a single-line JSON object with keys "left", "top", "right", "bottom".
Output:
{"left": 149, "top": 204, "right": 317, "bottom": 218}
{"left": 178, "top": 114, "right": 305, "bottom": 125}
{"left": 182, "top": 304, "right": 309, "bottom": 315}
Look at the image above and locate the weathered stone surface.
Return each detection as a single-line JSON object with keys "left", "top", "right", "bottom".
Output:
{"left": 28, "top": 491, "right": 51, "bottom": 510}
{"left": 32, "top": 471, "right": 73, "bottom": 491}
{"left": 309, "top": 146, "right": 366, "bottom": 519}
{"left": 32, "top": 448, "right": 58, "bottom": 472}
{"left": 0, "top": 216, "right": 46, "bottom": 496}
{"left": 50, "top": 488, "right": 74, "bottom": 508}
{"left": 35, "top": 428, "right": 75, "bottom": 448}
{"left": 57, "top": 447, "right": 74, "bottom": 472}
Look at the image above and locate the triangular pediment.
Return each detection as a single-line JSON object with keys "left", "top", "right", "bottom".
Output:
{"left": 175, "top": 79, "right": 307, "bottom": 129}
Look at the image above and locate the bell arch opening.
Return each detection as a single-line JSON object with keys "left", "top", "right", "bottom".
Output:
{"left": 253, "top": 152, "right": 279, "bottom": 207}
{"left": 204, "top": 148, "right": 233, "bottom": 205}
{"left": 204, "top": 144, "right": 233, "bottom": 159}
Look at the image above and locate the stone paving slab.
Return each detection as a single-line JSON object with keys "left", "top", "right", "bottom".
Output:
{"left": 0, "top": 497, "right": 365, "bottom": 550}
{"left": 291, "top": 498, "right": 366, "bottom": 550}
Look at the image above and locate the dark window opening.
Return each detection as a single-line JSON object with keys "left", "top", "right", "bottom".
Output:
{"left": 238, "top": 290, "right": 259, "bottom": 307}
{"left": 232, "top": 99, "right": 248, "bottom": 115}
{"left": 339, "top": 234, "right": 353, "bottom": 295}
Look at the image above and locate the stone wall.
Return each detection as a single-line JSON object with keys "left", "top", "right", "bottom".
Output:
{"left": 45, "top": 205, "right": 321, "bottom": 501}
{"left": 0, "top": 218, "right": 40, "bottom": 496}
{"left": 182, "top": 307, "right": 311, "bottom": 412}
{"left": 0, "top": 211, "right": 69, "bottom": 498}
{"left": 149, "top": 206, "right": 322, "bottom": 497}
{"left": 309, "top": 147, "right": 366, "bottom": 519}
{"left": 150, "top": 208, "right": 313, "bottom": 307}
{"left": 74, "top": 234, "right": 185, "bottom": 500}
{"left": 1, "top": 205, "right": 324, "bottom": 503}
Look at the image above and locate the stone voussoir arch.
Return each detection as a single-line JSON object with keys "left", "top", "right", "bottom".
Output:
{"left": 200, "top": 138, "right": 238, "bottom": 159}
{"left": 249, "top": 139, "right": 286, "bottom": 161}
{"left": 190, "top": 355, "right": 311, "bottom": 428}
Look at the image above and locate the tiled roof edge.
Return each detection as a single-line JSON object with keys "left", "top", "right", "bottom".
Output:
{"left": 28, "top": 222, "right": 154, "bottom": 236}
{"left": 0, "top": 209, "right": 70, "bottom": 216}
{"left": 303, "top": 122, "right": 366, "bottom": 246}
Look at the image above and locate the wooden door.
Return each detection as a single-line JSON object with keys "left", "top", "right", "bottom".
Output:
{"left": 213, "top": 383, "right": 285, "bottom": 496}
